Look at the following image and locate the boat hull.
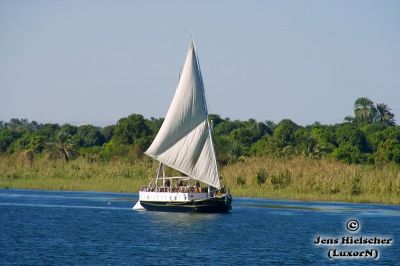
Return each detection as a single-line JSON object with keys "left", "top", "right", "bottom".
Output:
{"left": 140, "top": 194, "right": 232, "bottom": 213}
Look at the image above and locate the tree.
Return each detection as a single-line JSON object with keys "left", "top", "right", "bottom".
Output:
{"left": 29, "top": 134, "right": 47, "bottom": 153}
{"left": 331, "top": 144, "right": 364, "bottom": 164}
{"left": 250, "top": 137, "right": 269, "bottom": 156}
{"left": 343, "top": 116, "right": 355, "bottom": 123}
{"left": 213, "top": 120, "right": 241, "bottom": 136}
{"left": 145, "top": 117, "right": 163, "bottom": 139}
{"left": 374, "top": 139, "right": 400, "bottom": 164}
{"left": 354, "top": 97, "right": 377, "bottom": 123}
{"left": 265, "top": 120, "right": 276, "bottom": 132}
{"left": 335, "top": 124, "right": 370, "bottom": 153}
{"left": 113, "top": 114, "right": 151, "bottom": 144}
{"left": 37, "top": 123, "right": 60, "bottom": 138}
{"left": 59, "top": 124, "right": 78, "bottom": 136}
{"left": 0, "top": 129, "right": 19, "bottom": 153}
{"left": 214, "top": 135, "right": 243, "bottom": 164}
{"left": 310, "top": 125, "right": 336, "bottom": 146}
{"left": 360, "top": 123, "right": 387, "bottom": 152}
{"left": 208, "top": 114, "right": 224, "bottom": 127}
{"left": 8, "top": 132, "right": 31, "bottom": 152}
{"left": 101, "top": 125, "right": 115, "bottom": 142}
{"left": 376, "top": 103, "right": 395, "bottom": 126}
{"left": 76, "top": 125, "right": 105, "bottom": 147}
{"left": 7, "top": 118, "right": 29, "bottom": 133}
{"left": 296, "top": 134, "right": 318, "bottom": 158}
{"left": 273, "top": 119, "right": 300, "bottom": 148}
{"left": 46, "top": 132, "right": 78, "bottom": 161}
{"left": 230, "top": 120, "right": 268, "bottom": 147}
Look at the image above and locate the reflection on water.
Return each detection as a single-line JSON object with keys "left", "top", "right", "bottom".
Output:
{"left": 145, "top": 210, "right": 222, "bottom": 227}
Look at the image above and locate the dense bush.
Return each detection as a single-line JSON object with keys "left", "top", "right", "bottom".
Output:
{"left": 270, "top": 170, "right": 292, "bottom": 189}
{"left": 0, "top": 97, "right": 398, "bottom": 166}
{"left": 236, "top": 175, "right": 246, "bottom": 186}
{"left": 256, "top": 168, "right": 267, "bottom": 186}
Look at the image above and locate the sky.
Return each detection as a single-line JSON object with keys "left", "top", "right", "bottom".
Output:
{"left": 1, "top": 0, "right": 399, "bottom": 126}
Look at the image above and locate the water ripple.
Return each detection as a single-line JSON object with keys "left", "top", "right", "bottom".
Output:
{"left": 1, "top": 189, "right": 399, "bottom": 265}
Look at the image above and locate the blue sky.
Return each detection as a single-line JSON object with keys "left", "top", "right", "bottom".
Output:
{"left": 1, "top": 0, "right": 399, "bottom": 126}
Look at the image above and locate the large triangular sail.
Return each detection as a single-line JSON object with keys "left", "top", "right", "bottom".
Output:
{"left": 145, "top": 39, "right": 220, "bottom": 189}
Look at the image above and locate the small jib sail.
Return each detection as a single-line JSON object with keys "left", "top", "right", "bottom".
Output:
{"left": 145, "top": 38, "right": 220, "bottom": 189}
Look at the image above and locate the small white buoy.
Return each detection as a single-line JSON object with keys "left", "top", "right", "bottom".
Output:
{"left": 132, "top": 201, "right": 144, "bottom": 210}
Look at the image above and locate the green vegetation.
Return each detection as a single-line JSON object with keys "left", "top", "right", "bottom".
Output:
{"left": 222, "top": 157, "right": 400, "bottom": 204}
{"left": 0, "top": 97, "right": 399, "bottom": 204}
{"left": 46, "top": 131, "right": 78, "bottom": 161}
{"left": 0, "top": 155, "right": 154, "bottom": 192}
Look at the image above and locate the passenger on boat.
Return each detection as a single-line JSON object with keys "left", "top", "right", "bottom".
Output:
{"left": 195, "top": 181, "right": 201, "bottom": 193}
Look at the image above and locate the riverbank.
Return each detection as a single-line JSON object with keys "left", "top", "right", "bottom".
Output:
{"left": 1, "top": 155, "right": 399, "bottom": 205}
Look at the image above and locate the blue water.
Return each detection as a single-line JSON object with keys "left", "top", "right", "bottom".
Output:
{"left": 0, "top": 189, "right": 399, "bottom": 265}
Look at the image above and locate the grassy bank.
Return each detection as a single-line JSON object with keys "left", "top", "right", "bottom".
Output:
{"left": 221, "top": 157, "right": 400, "bottom": 204}
{"left": 0, "top": 155, "right": 155, "bottom": 193}
{"left": 1, "top": 155, "right": 399, "bottom": 204}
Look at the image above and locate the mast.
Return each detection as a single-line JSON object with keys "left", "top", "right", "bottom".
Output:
{"left": 155, "top": 162, "right": 162, "bottom": 188}
{"left": 193, "top": 36, "right": 220, "bottom": 191}
{"left": 144, "top": 36, "right": 221, "bottom": 189}
{"left": 207, "top": 119, "right": 219, "bottom": 195}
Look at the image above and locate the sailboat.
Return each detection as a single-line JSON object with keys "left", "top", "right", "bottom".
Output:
{"left": 133, "top": 37, "right": 232, "bottom": 213}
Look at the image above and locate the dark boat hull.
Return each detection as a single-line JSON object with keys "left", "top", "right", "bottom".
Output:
{"left": 140, "top": 194, "right": 232, "bottom": 213}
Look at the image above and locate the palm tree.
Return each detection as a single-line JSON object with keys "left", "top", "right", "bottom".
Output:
{"left": 354, "top": 97, "right": 377, "bottom": 123}
{"left": 343, "top": 116, "right": 355, "bottom": 123}
{"left": 376, "top": 103, "right": 395, "bottom": 126}
{"left": 46, "top": 131, "right": 78, "bottom": 162}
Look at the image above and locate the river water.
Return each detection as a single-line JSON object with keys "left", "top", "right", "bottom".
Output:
{"left": 0, "top": 189, "right": 399, "bottom": 265}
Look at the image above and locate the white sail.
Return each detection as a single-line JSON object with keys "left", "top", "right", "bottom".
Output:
{"left": 145, "top": 39, "right": 220, "bottom": 189}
